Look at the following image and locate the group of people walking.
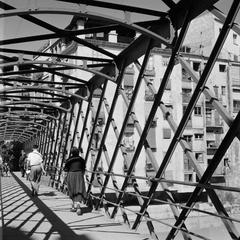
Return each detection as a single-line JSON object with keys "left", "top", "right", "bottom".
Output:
{"left": 18, "top": 145, "right": 87, "bottom": 215}
{"left": 1, "top": 143, "right": 87, "bottom": 215}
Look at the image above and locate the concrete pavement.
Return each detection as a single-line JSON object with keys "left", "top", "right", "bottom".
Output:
{"left": 0, "top": 172, "right": 149, "bottom": 240}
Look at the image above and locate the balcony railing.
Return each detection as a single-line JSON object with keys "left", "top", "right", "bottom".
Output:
{"left": 207, "top": 146, "right": 218, "bottom": 155}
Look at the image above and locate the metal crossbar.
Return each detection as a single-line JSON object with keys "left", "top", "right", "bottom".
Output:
{"left": 1, "top": 1, "right": 240, "bottom": 239}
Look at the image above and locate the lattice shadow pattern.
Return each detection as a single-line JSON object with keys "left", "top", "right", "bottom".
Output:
{"left": 0, "top": 0, "right": 240, "bottom": 239}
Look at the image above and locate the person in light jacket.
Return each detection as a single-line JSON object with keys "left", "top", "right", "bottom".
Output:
{"left": 27, "top": 144, "right": 46, "bottom": 196}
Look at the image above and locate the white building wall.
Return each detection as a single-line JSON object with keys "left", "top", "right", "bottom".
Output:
{"left": 183, "top": 12, "right": 214, "bottom": 56}
{"left": 49, "top": 13, "right": 240, "bottom": 194}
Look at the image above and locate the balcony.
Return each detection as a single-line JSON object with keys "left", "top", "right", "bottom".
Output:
{"left": 210, "top": 175, "right": 225, "bottom": 184}
{"left": 144, "top": 69, "right": 155, "bottom": 76}
{"left": 206, "top": 125, "right": 223, "bottom": 134}
{"left": 182, "top": 81, "right": 192, "bottom": 90}
{"left": 145, "top": 162, "right": 156, "bottom": 178}
{"left": 182, "top": 93, "right": 191, "bottom": 103}
{"left": 206, "top": 118, "right": 223, "bottom": 133}
{"left": 145, "top": 89, "right": 155, "bottom": 101}
{"left": 207, "top": 145, "right": 218, "bottom": 155}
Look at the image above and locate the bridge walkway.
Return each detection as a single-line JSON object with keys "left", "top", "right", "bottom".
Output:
{"left": 0, "top": 172, "right": 149, "bottom": 240}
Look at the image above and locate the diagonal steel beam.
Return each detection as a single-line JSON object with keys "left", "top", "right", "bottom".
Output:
{"left": 210, "top": 6, "right": 240, "bottom": 36}
{"left": 166, "top": 111, "right": 240, "bottom": 239}
{"left": 0, "top": 48, "right": 113, "bottom": 63}
{"left": 179, "top": 57, "right": 240, "bottom": 140}
{"left": 161, "top": 0, "right": 177, "bottom": 9}
{"left": 132, "top": 1, "right": 240, "bottom": 237}
{"left": 84, "top": 80, "right": 107, "bottom": 164}
{"left": 134, "top": 61, "right": 240, "bottom": 238}
{"left": 96, "top": 39, "right": 153, "bottom": 204}
{"left": 0, "top": 1, "right": 116, "bottom": 59}
{"left": 69, "top": 100, "right": 83, "bottom": 153}
{"left": 92, "top": 39, "right": 161, "bottom": 240}
{"left": 111, "top": 1, "right": 192, "bottom": 219}
{"left": 85, "top": 60, "right": 126, "bottom": 197}
{"left": 78, "top": 101, "right": 131, "bottom": 225}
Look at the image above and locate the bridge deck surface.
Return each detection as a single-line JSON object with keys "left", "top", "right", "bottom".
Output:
{"left": 0, "top": 172, "right": 148, "bottom": 240}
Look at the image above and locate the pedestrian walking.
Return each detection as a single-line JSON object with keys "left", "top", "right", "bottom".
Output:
{"left": 27, "top": 144, "right": 46, "bottom": 196}
{"left": 19, "top": 149, "right": 27, "bottom": 177}
{"left": 63, "top": 146, "right": 87, "bottom": 215}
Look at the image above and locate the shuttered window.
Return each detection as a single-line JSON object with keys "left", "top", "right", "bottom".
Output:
{"left": 163, "top": 128, "right": 171, "bottom": 139}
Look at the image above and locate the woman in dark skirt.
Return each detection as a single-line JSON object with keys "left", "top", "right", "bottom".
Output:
{"left": 64, "top": 146, "right": 86, "bottom": 215}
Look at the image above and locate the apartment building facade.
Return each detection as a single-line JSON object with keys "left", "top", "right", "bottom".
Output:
{"left": 38, "top": 12, "right": 240, "bottom": 195}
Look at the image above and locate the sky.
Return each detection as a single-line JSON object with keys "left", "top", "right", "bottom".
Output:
{"left": 0, "top": 0, "right": 238, "bottom": 54}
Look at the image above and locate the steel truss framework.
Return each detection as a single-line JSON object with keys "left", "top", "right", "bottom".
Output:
{"left": 0, "top": 0, "right": 240, "bottom": 239}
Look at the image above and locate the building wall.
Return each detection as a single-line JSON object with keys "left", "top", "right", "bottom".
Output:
{"left": 183, "top": 12, "right": 214, "bottom": 56}
{"left": 44, "top": 14, "right": 240, "bottom": 195}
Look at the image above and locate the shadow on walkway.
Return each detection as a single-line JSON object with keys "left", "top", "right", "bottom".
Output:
{"left": 2, "top": 173, "right": 95, "bottom": 240}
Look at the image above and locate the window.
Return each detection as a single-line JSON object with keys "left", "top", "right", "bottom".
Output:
{"left": 206, "top": 107, "right": 212, "bottom": 124}
{"left": 221, "top": 86, "right": 226, "bottom": 96}
{"left": 182, "top": 89, "right": 192, "bottom": 103}
{"left": 181, "top": 46, "right": 191, "bottom": 53}
{"left": 195, "top": 152, "right": 204, "bottom": 163}
{"left": 163, "top": 128, "right": 171, "bottom": 139}
{"left": 146, "top": 55, "right": 154, "bottom": 70}
{"left": 124, "top": 122, "right": 134, "bottom": 136}
{"left": 162, "top": 57, "right": 169, "bottom": 66}
{"left": 219, "top": 64, "right": 226, "bottom": 72}
{"left": 233, "top": 100, "right": 240, "bottom": 112}
{"left": 234, "top": 54, "right": 238, "bottom": 61}
{"left": 183, "top": 135, "right": 192, "bottom": 143}
{"left": 85, "top": 33, "right": 93, "bottom": 39}
{"left": 233, "top": 33, "right": 238, "bottom": 45}
{"left": 93, "top": 88, "right": 102, "bottom": 98}
{"left": 194, "top": 106, "right": 202, "bottom": 116}
{"left": 194, "top": 133, "right": 203, "bottom": 140}
{"left": 182, "top": 68, "right": 191, "bottom": 82}
{"left": 193, "top": 62, "right": 200, "bottom": 71}
{"left": 205, "top": 107, "right": 212, "bottom": 116}
{"left": 164, "top": 105, "right": 173, "bottom": 120}
{"left": 123, "top": 136, "right": 135, "bottom": 151}
{"left": 124, "top": 74, "right": 134, "bottom": 87}
{"left": 184, "top": 173, "right": 193, "bottom": 182}
{"left": 96, "top": 32, "right": 104, "bottom": 38}
{"left": 184, "top": 157, "right": 192, "bottom": 171}
{"left": 145, "top": 88, "right": 154, "bottom": 101}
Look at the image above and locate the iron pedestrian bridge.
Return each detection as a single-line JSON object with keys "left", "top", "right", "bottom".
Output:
{"left": 0, "top": 1, "right": 240, "bottom": 239}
